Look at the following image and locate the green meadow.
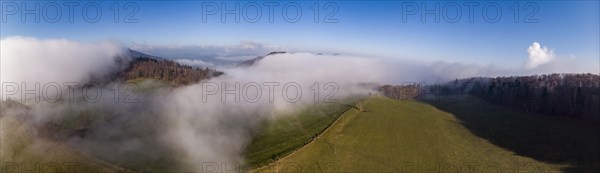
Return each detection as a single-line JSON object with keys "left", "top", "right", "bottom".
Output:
{"left": 250, "top": 96, "right": 599, "bottom": 173}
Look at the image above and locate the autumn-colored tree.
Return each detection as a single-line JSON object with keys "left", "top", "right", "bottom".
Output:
{"left": 119, "top": 57, "right": 223, "bottom": 85}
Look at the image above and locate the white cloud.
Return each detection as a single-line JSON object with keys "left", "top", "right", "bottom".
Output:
{"left": 1, "top": 36, "right": 128, "bottom": 100}
{"left": 2, "top": 37, "right": 596, "bottom": 170}
{"left": 526, "top": 42, "right": 555, "bottom": 69}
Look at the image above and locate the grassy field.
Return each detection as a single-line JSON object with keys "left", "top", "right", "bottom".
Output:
{"left": 4, "top": 88, "right": 597, "bottom": 172}
{"left": 244, "top": 99, "right": 359, "bottom": 169}
{"left": 0, "top": 79, "right": 171, "bottom": 173}
{"left": 1, "top": 115, "right": 129, "bottom": 173}
{"left": 426, "top": 96, "right": 600, "bottom": 173}
{"left": 252, "top": 96, "right": 600, "bottom": 172}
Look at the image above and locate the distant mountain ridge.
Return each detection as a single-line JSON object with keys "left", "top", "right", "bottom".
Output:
{"left": 116, "top": 49, "right": 223, "bottom": 85}
{"left": 128, "top": 49, "right": 163, "bottom": 60}
{"left": 128, "top": 49, "right": 256, "bottom": 66}
{"left": 115, "top": 50, "right": 290, "bottom": 85}
{"left": 238, "top": 51, "right": 287, "bottom": 67}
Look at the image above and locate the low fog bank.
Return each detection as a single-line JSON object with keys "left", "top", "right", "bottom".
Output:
{"left": 1, "top": 37, "right": 596, "bottom": 171}
{"left": 0, "top": 37, "right": 379, "bottom": 171}
{"left": 1, "top": 36, "right": 132, "bottom": 103}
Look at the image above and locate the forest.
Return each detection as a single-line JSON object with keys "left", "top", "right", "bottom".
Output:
{"left": 378, "top": 73, "right": 600, "bottom": 123}
{"left": 119, "top": 57, "right": 223, "bottom": 85}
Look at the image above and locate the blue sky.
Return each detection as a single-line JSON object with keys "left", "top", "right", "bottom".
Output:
{"left": 1, "top": 0, "right": 598, "bottom": 68}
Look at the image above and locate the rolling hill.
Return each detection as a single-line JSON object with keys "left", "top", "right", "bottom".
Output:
{"left": 237, "top": 51, "right": 287, "bottom": 67}
{"left": 252, "top": 96, "right": 599, "bottom": 172}
{"left": 118, "top": 49, "right": 223, "bottom": 86}
{"left": 0, "top": 101, "right": 134, "bottom": 173}
{"left": 244, "top": 98, "right": 361, "bottom": 169}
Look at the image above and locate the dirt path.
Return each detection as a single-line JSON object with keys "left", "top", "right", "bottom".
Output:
{"left": 250, "top": 98, "right": 369, "bottom": 172}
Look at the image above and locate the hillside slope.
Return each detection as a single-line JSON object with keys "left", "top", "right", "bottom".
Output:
{"left": 237, "top": 51, "right": 286, "bottom": 67}
{"left": 0, "top": 102, "right": 133, "bottom": 173}
{"left": 244, "top": 98, "right": 360, "bottom": 169}
{"left": 426, "top": 96, "right": 600, "bottom": 173}
{"left": 254, "top": 96, "right": 589, "bottom": 172}
{"left": 118, "top": 56, "right": 223, "bottom": 86}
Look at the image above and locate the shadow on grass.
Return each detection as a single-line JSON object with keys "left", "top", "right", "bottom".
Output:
{"left": 422, "top": 96, "right": 600, "bottom": 173}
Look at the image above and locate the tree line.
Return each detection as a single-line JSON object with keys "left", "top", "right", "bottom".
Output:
{"left": 376, "top": 73, "right": 600, "bottom": 123}
{"left": 119, "top": 57, "right": 223, "bottom": 85}
{"left": 443, "top": 73, "right": 600, "bottom": 123}
{"left": 377, "top": 83, "right": 423, "bottom": 100}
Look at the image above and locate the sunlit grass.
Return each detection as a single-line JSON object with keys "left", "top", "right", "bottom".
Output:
{"left": 244, "top": 98, "right": 359, "bottom": 169}
{"left": 253, "top": 96, "right": 569, "bottom": 172}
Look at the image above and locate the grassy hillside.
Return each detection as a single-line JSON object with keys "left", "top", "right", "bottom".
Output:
{"left": 244, "top": 99, "right": 359, "bottom": 169}
{"left": 253, "top": 96, "right": 592, "bottom": 172}
{"left": 426, "top": 96, "right": 600, "bottom": 172}
{"left": 1, "top": 115, "right": 130, "bottom": 173}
